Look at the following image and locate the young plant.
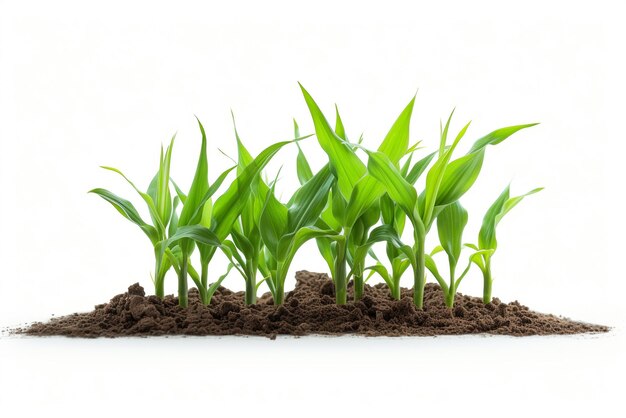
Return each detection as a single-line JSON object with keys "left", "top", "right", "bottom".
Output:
{"left": 159, "top": 122, "right": 303, "bottom": 306}
{"left": 258, "top": 161, "right": 338, "bottom": 305}
{"left": 360, "top": 113, "right": 538, "bottom": 308}
{"left": 355, "top": 151, "right": 436, "bottom": 300}
{"left": 422, "top": 201, "right": 490, "bottom": 307}
{"left": 468, "top": 185, "right": 543, "bottom": 303}
{"left": 219, "top": 113, "right": 274, "bottom": 305}
{"left": 299, "top": 84, "right": 415, "bottom": 303}
{"left": 90, "top": 135, "right": 178, "bottom": 299}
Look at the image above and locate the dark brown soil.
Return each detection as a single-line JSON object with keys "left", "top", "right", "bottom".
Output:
{"left": 16, "top": 271, "right": 608, "bottom": 339}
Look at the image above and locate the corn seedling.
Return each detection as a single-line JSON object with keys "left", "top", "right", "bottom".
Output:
{"left": 359, "top": 113, "right": 538, "bottom": 308}
{"left": 420, "top": 201, "right": 488, "bottom": 307}
{"left": 299, "top": 84, "right": 416, "bottom": 303}
{"left": 220, "top": 113, "right": 276, "bottom": 305}
{"left": 356, "top": 151, "right": 437, "bottom": 300}
{"left": 467, "top": 185, "right": 543, "bottom": 303}
{"left": 90, "top": 135, "right": 179, "bottom": 299}
{"left": 259, "top": 161, "right": 338, "bottom": 305}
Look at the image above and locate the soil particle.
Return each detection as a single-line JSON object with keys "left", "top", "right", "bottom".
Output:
{"left": 16, "top": 271, "right": 609, "bottom": 338}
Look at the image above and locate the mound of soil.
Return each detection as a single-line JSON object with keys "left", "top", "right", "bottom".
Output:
{"left": 16, "top": 271, "right": 608, "bottom": 338}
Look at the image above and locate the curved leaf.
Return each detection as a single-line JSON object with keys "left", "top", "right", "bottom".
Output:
{"left": 479, "top": 186, "right": 542, "bottom": 250}
{"left": 437, "top": 201, "right": 468, "bottom": 266}
{"left": 299, "top": 83, "right": 366, "bottom": 200}
{"left": 469, "top": 123, "right": 539, "bottom": 154}
{"left": 89, "top": 188, "right": 159, "bottom": 243}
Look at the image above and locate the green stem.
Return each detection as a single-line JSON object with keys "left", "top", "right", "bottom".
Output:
{"left": 413, "top": 233, "right": 426, "bottom": 309}
{"left": 272, "top": 263, "right": 286, "bottom": 305}
{"left": 391, "top": 280, "right": 401, "bottom": 300}
{"left": 200, "top": 263, "right": 209, "bottom": 305}
{"left": 154, "top": 260, "right": 166, "bottom": 299}
{"left": 483, "top": 258, "right": 493, "bottom": 304}
{"left": 274, "top": 280, "right": 284, "bottom": 305}
{"left": 245, "top": 260, "right": 257, "bottom": 305}
{"left": 178, "top": 253, "right": 189, "bottom": 308}
{"left": 334, "top": 237, "right": 347, "bottom": 305}
{"left": 353, "top": 274, "right": 364, "bottom": 301}
{"left": 445, "top": 262, "right": 456, "bottom": 308}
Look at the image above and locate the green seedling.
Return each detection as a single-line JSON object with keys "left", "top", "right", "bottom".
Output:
{"left": 467, "top": 185, "right": 543, "bottom": 303}
{"left": 90, "top": 135, "right": 178, "bottom": 299}
{"left": 299, "top": 84, "right": 415, "bottom": 304}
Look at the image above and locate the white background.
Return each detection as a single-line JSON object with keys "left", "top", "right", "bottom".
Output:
{"left": 1, "top": 1, "right": 624, "bottom": 417}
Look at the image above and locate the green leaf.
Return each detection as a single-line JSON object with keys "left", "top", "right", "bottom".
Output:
{"left": 422, "top": 121, "right": 471, "bottom": 226}
{"left": 189, "top": 165, "right": 236, "bottom": 225}
{"left": 377, "top": 94, "right": 415, "bottom": 164}
{"left": 299, "top": 83, "right": 366, "bottom": 200}
{"left": 424, "top": 253, "right": 448, "bottom": 291}
{"left": 436, "top": 201, "right": 468, "bottom": 266}
{"left": 205, "top": 263, "right": 234, "bottom": 304}
{"left": 277, "top": 227, "right": 339, "bottom": 263}
{"left": 293, "top": 119, "right": 314, "bottom": 185}
{"left": 469, "top": 123, "right": 539, "bottom": 154}
{"left": 212, "top": 139, "right": 293, "bottom": 241}
{"left": 157, "top": 135, "right": 175, "bottom": 226}
{"left": 440, "top": 109, "right": 455, "bottom": 156}
{"left": 467, "top": 248, "right": 494, "bottom": 273}
{"left": 178, "top": 117, "right": 210, "bottom": 228}
{"left": 230, "top": 228, "right": 254, "bottom": 258}
{"left": 316, "top": 237, "right": 336, "bottom": 277}
{"left": 496, "top": 187, "right": 543, "bottom": 225}
{"left": 380, "top": 194, "right": 395, "bottom": 224}
{"left": 163, "top": 225, "right": 221, "bottom": 248}
{"left": 171, "top": 179, "right": 187, "bottom": 204}
{"left": 344, "top": 96, "right": 416, "bottom": 226}
{"left": 89, "top": 188, "right": 159, "bottom": 243}
{"left": 169, "top": 196, "right": 180, "bottom": 237}
{"left": 231, "top": 111, "right": 254, "bottom": 173}
{"left": 405, "top": 151, "right": 436, "bottom": 185}
{"left": 362, "top": 150, "right": 417, "bottom": 220}
{"left": 435, "top": 150, "right": 484, "bottom": 206}
{"left": 353, "top": 224, "right": 414, "bottom": 276}
{"left": 100, "top": 166, "right": 165, "bottom": 235}
{"left": 287, "top": 164, "right": 335, "bottom": 232}
{"left": 479, "top": 185, "right": 543, "bottom": 250}
{"left": 334, "top": 105, "right": 347, "bottom": 140}
{"left": 364, "top": 264, "right": 394, "bottom": 289}
{"left": 259, "top": 180, "right": 288, "bottom": 257}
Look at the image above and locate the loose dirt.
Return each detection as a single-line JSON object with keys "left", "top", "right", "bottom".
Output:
{"left": 16, "top": 271, "right": 608, "bottom": 338}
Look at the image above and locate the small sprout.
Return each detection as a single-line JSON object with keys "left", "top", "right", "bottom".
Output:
{"left": 468, "top": 185, "right": 543, "bottom": 303}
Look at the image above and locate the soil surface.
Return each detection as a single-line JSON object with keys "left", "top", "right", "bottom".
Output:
{"left": 16, "top": 271, "right": 608, "bottom": 338}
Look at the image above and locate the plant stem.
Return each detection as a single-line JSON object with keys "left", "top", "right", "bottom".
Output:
{"left": 274, "top": 281, "right": 284, "bottom": 305}
{"left": 334, "top": 237, "right": 347, "bottom": 305}
{"left": 272, "top": 263, "right": 286, "bottom": 305}
{"left": 178, "top": 253, "right": 189, "bottom": 308}
{"left": 391, "top": 280, "right": 401, "bottom": 300}
{"left": 244, "top": 260, "right": 257, "bottom": 305}
{"left": 200, "top": 263, "right": 209, "bottom": 305}
{"left": 353, "top": 274, "right": 364, "bottom": 301}
{"left": 413, "top": 233, "right": 426, "bottom": 309}
{"left": 483, "top": 258, "right": 493, "bottom": 304}
{"left": 155, "top": 265, "right": 166, "bottom": 299}
{"left": 445, "top": 262, "right": 456, "bottom": 308}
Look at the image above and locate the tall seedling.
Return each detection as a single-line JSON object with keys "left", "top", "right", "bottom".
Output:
{"left": 299, "top": 84, "right": 415, "bottom": 303}
{"left": 356, "top": 151, "right": 436, "bottom": 299}
{"left": 220, "top": 113, "right": 274, "bottom": 304}
{"left": 361, "top": 112, "right": 538, "bottom": 308}
{"left": 90, "top": 136, "right": 178, "bottom": 299}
